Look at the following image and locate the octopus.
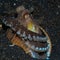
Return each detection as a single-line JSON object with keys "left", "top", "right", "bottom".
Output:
{"left": 2, "top": 6, "right": 52, "bottom": 59}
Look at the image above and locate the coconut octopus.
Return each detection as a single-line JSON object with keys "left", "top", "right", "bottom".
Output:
{"left": 2, "top": 6, "right": 52, "bottom": 59}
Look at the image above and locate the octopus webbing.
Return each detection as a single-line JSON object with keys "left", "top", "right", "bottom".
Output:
{"left": 2, "top": 6, "right": 52, "bottom": 59}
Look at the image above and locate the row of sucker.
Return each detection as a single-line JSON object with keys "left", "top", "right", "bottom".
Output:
{"left": 25, "top": 41, "right": 49, "bottom": 52}
{"left": 2, "top": 6, "right": 51, "bottom": 59}
{"left": 2, "top": 17, "right": 49, "bottom": 52}
{"left": 3, "top": 13, "right": 49, "bottom": 59}
{"left": 2, "top": 18, "right": 48, "bottom": 43}
{"left": 28, "top": 50, "right": 47, "bottom": 59}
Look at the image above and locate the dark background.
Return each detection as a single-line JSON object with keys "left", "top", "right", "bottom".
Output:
{"left": 0, "top": 0, "right": 60, "bottom": 60}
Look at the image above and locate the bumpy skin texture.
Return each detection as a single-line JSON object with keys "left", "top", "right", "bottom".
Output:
{"left": 2, "top": 6, "right": 51, "bottom": 59}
